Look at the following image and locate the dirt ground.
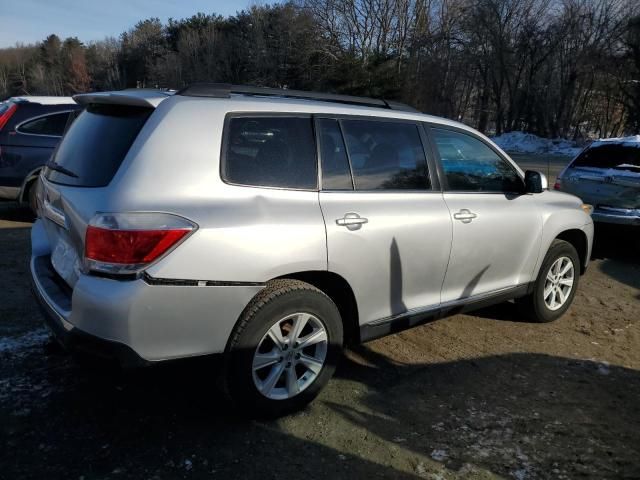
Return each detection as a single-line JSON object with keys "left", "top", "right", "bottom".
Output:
{"left": 0, "top": 197, "right": 638, "bottom": 480}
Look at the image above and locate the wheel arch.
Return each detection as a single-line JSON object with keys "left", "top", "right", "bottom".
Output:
{"left": 274, "top": 270, "right": 360, "bottom": 345}
{"left": 18, "top": 167, "right": 42, "bottom": 203}
{"left": 555, "top": 229, "right": 589, "bottom": 274}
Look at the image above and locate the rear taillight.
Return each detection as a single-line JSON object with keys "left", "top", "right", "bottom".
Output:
{"left": 84, "top": 213, "right": 196, "bottom": 275}
{"left": 0, "top": 103, "right": 17, "bottom": 131}
{"left": 553, "top": 179, "right": 562, "bottom": 190}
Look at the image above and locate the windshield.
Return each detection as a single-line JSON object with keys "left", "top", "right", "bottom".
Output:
{"left": 44, "top": 104, "right": 152, "bottom": 187}
{"left": 571, "top": 144, "right": 640, "bottom": 172}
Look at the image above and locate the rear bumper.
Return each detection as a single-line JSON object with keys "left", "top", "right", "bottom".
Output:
{"left": 592, "top": 207, "right": 640, "bottom": 226}
{"left": 30, "top": 255, "right": 148, "bottom": 366}
{"left": 29, "top": 245, "right": 263, "bottom": 364}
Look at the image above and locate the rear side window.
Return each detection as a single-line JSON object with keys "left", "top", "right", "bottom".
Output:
{"left": 572, "top": 144, "right": 640, "bottom": 171}
{"left": 432, "top": 128, "right": 523, "bottom": 193}
{"left": 45, "top": 104, "right": 152, "bottom": 187}
{"left": 222, "top": 116, "right": 317, "bottom": 189}
{"left": 340, "top": 119, "right": 430, "bottom": 190}
{"left": 17, "top": 111, "right": 71, "bottom": 137}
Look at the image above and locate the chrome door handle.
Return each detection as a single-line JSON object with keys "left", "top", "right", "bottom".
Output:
{"left": 336, "top": 212, "right": 368, "bottom": 231}
{"left": 453, "top": 209, "right": 477, "bottom": 224}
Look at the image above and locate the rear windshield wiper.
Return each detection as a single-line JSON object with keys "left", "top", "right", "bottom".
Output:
{"left": 45, "top": 160, "right": 79, "bottom": 178}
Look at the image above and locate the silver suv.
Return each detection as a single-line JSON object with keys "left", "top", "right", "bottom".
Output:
{"left": 30, "top": 85, "right": 594, "bottom": 415}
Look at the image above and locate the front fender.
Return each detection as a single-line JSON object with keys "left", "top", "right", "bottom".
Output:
{"left": 533, "top": 191, "right": 594, "bottom": 278}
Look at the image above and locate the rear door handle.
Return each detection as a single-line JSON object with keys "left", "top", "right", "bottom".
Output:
{"left": 336, "top": 212, "right": 368, "bottom": 231}
{"left": 453, "top": 209, "right": 477, "bottom": 224}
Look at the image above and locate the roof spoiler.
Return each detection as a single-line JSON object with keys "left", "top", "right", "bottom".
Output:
{"left": 176, "top": 83, "right": 419, "bottom": 113}
{"left": 73, "top": 90, "right": 173, "bottom": 108}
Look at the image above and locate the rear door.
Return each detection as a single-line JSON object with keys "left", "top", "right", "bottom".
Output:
{"left": 0, "top": 109, "right": 73, "bottom": 189}
{"left": 318, "top": 117, "right": 452, "bottom": 325}
{"left": 428, "top": 126, "right": 543, "bottom": 302}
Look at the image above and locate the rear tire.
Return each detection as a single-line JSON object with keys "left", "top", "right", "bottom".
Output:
{"left": 517, "top": 239, "right": 580, "bottom": 323}
{"left": 224, "top": 279, "right": 343, "bottom": 417}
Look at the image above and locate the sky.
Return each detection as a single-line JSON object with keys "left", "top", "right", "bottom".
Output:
{"left": 0, "top": 0, "right": 251, "bottom": 48}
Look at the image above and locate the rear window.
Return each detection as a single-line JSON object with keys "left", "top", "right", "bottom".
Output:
{"left": 45, "top": 104, "right": 152, "bottom": 187}
{"left": 222, "top": 116, "right": 317, "bottom": 189}
{"left": 572, "top": 144, "right": 640, "bottom": 171}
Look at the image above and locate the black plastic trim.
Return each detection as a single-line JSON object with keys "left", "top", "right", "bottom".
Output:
{"left": 142, "top": 272, "right": 265, "bottom": 287}
{"left": 176, "top": 83, "right": 419, "bottom": 112}
{"left": 360, "top": 284, "right": 530, "bottom": 342}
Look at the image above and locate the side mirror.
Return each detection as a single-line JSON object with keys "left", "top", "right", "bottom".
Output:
{"left": 524, "top": 170, "right": 547, "bottom": 193}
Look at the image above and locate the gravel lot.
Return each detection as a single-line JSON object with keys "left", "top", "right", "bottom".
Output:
{"left": 0, "top": 195, "right": 638, "bottom": 479}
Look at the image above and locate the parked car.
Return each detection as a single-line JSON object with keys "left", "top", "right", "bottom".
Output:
{"left": 30, "top": 85, "right": 594, "bottom": 415}
{"left": 555, "top": 136, "right": 640, "bottom": 226}
{"left": 0, "top": 96, "right": 81, "bottom": 210}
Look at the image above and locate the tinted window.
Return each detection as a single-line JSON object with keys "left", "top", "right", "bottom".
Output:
{"left": 572, "top": 144, "right": 640, "bottom": 172}
{"left": 341, "top": 120, "right": 430, "bottom": 190}
{"left": 318, "top": 118, "right": 353, "bottom": 190}
{"left": 18, "top": 111, "right": 70, "bottom": 136}
{"left": 432, "top": 128, "right": 523, "bottom": 192}
{"left": 222, "top": 117, "right": 317, "bottom": 189}
{"left": 45, "top": 104, "right": 152, "bottom": 187}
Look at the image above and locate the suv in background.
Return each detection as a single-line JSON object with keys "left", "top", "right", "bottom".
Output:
{"left": 555, "top": 136, "right": 640, "bottom": 225}
{"left": 30, "top": 85, "right": 594, "bottom": 415}
{"left": 0, "top": 96, "right": 81, "bottom": 210}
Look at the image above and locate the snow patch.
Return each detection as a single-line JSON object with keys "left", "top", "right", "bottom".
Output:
{"left": 492, "top": 132, "right": 582, "bottom": 157}
{"left": 591, "top": 135, "right": 640, "bottom": 147}
{"left": 430, "top": 449, "right": 448, "bottom": 461}
{"left": 0, "top": 329, "right": 49, "bottom": 354}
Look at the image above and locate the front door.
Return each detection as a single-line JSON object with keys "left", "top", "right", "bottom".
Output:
{"left": 429, "top": 126, "right": 543, "bottom": 303}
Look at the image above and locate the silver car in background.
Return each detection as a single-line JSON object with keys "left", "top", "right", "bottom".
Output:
{"left": 555, "top": 136, "right": 640, "bottom": 225}
{"left": 30, "top": 85, "right": 594, "bottom": 416}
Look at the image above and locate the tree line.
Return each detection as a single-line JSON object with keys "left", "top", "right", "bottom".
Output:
{"left": 1, "top": 0, "right": 639, "bottom": 139}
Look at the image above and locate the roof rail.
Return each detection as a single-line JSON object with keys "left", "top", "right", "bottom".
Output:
{"left": 175, "top": 83, "right": 419, "bottom": 113}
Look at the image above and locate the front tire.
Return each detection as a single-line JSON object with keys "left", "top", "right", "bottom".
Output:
{"left": 517, "top": 239, "right": 580, "bottom": 323}
{"left": 224, "top": 279, "right": 343, "bottom": 417}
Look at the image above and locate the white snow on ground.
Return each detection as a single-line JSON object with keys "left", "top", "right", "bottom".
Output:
{"left": 492, "top": 132, "right": 583, "bottom": 157}
{"left": 0, "top": 328, "right": 49, "bottom": 354}
{"left": 591, "top": 135, "right": 640, "bottom": 147}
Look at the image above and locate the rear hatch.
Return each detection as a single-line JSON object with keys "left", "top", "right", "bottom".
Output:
{"left": 39, "top": 92, "right": 164, "bottom": 288}
{"left": 561, "top": 143, "right": 640, "bottom": 210}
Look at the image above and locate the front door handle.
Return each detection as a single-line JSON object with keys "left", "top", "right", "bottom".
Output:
{"left": 336, "top": 212, "right": 368, "bottom": 231}
{"left": 453, "top": 209, "right": 477, "bottom": 224}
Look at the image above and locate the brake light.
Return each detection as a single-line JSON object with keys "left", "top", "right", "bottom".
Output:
{"left": 0, "top": 103, "right": 17, "bottom": 131}
{"left": 84, "top": 213, "right": 196, "bottom": 275}
{"left": 553, "top": 179, "right": 561, "bottom": 190}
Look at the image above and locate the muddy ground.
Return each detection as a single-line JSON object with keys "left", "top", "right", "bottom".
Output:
{"left": 0, "top": 198, "right": 638, "bottom": 480}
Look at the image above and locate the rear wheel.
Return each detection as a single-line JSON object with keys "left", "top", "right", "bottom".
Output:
{"left": 224, "top": 279, "right": 343, "bottom": 417}
{"left": 517, "top": 239, "right": 580, "bottom": 322}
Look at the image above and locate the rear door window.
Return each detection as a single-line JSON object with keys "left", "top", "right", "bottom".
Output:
{"left": 17, "top": 111, "right": 71, "bottom": 137}
{"left": 45, "top": 104, "right": 152, "bottom": 187}
{"left": 222, "top": 116, "right": 317, "bottom": 189}
{"left": 340, "top": 119, "right": 430, "bottom": 190}
{"left": 317, "top": 118, "right": 353, "bottom": 190}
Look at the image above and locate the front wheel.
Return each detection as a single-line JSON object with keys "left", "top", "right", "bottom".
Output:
{"left": 517, "top": 239, "right": 580, "bottom": 323}
{"left": 224, "top": 279, "right": 343, "bottom": 417}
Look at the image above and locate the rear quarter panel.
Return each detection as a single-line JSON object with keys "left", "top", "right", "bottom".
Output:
{"left": 108, "top": 96, "right": 327, "bottom": 282}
